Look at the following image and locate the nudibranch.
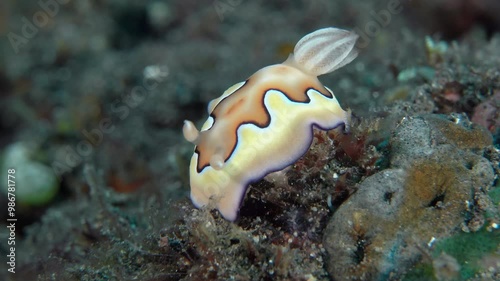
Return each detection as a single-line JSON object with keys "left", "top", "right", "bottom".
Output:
{"left": 183, "top": 27, "right": 359, "bottom": 221}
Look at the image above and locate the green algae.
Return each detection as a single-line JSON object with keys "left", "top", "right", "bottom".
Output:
{"left": 490, "top": 187, "right": 500, "bottom": 205}
{"left": 403, "top": 264, "right": 437, "bottom": 281}
{"left": 404, "top": 229, "right": 500, "bottom": 281}
{"left": 432, "top": 229, "right": 500, "bottom": 279}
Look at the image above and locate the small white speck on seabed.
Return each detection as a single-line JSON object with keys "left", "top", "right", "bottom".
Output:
{"left": 427, "top": 237, "right": 436, "bottom": 248}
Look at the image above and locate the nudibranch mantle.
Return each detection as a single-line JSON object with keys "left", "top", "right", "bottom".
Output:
{"left": 183, "top": 27, "right": 359, "bottom": 221}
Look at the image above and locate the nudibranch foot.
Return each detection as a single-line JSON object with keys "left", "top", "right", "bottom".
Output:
{"left": 184, "top": 27, "right": 359, "bottom": 221}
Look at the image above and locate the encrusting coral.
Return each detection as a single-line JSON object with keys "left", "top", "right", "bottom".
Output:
{"left": 323, "top": 114, "right": 497, "bottom": 280}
